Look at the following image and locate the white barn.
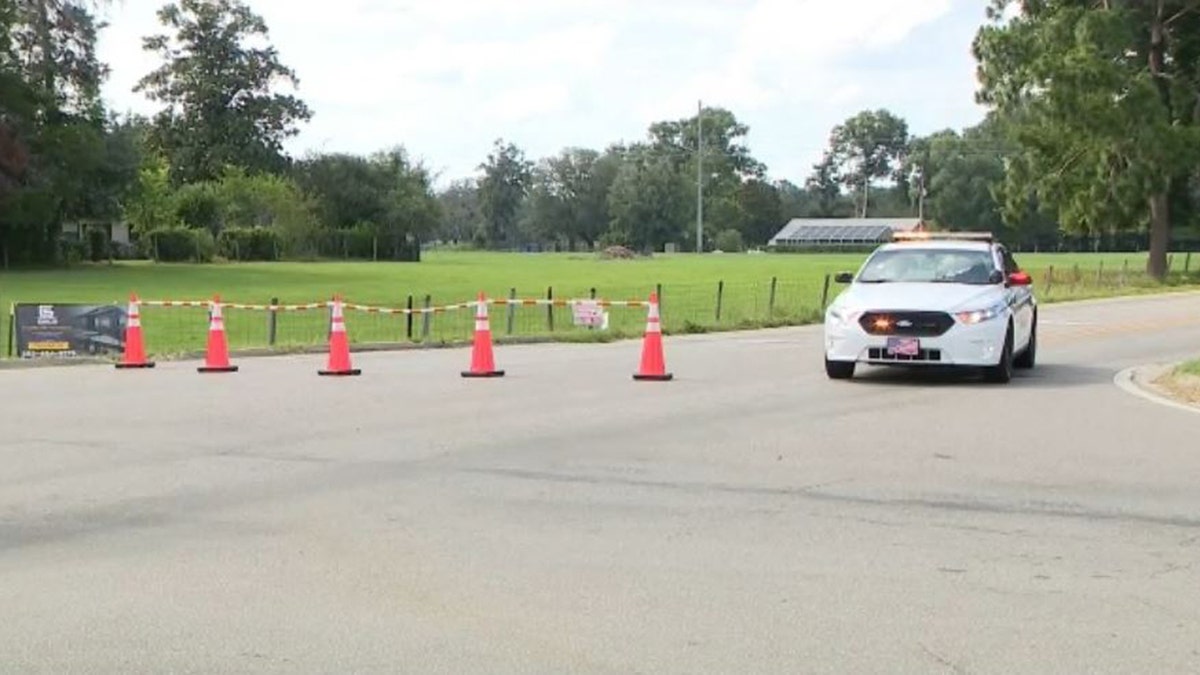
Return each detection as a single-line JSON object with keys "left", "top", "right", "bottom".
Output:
{"left": 768, "top": 217, "right": 927, "bottom": 248}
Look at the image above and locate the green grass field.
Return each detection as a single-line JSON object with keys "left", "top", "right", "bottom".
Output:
{"left": 1, "top": 250, "right": 1197, "bottom": 360}
{"left": 1175, "top": 360, "right": 1200, "bottom": 377}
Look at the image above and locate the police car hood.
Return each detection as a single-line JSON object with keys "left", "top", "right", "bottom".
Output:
{"left": 835, "top": 282, "right": 1001, "bottom": 312}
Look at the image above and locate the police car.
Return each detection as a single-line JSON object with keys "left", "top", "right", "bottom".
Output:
{"left": 822, "top": 231, "right": 1036, "bottom": 383}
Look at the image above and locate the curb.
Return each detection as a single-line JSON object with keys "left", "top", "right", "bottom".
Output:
{"left": 1113, "top": 364, "right": 1200, "bottom": 416}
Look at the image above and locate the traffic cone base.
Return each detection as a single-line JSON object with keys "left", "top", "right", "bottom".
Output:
{"left": 461, "top": 368, "right": 505, "bottom": 378}
{"left": 198, "top": 364, "right": 239, "bottom": 373}
{"left": 633, "top": 372, "right": 673, "bottom": 381}
{"left": 116, "top": 361, "right": 156, "bottom": 370}
{"left": 462, "top": 291, "right": 504, "bottom": 378}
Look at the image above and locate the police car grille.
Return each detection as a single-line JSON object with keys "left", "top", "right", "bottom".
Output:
{"left": 859, "top": 311, "right": 954, "bottom": 337}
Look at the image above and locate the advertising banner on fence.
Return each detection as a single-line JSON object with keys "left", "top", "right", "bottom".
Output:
{"left": 13, "top": 303, "right": 127, "bottom": 359}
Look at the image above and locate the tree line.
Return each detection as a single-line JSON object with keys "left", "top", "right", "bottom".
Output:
{"left": 1, "top": 0, "right": 1197, "bottom": 278}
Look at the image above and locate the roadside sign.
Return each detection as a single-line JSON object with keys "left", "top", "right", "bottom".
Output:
{"left": 13, "top": 303, "right": 127, "bottom": 359}
{"left": 572, "top": 300, "right": 607, "bottom": 329}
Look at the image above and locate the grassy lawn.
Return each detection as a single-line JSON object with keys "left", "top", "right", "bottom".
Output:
{"left": 1, "top": 249, "right": 1197, "bottom": 359}
{"left": 1174, "top": 360, "right": 1200, "bottom": 377}
{"left": 1156, "top": 359, "right": 1200, "bottom": 407}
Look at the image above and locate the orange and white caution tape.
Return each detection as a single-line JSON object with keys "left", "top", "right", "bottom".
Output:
{"left": 136, "top": 295, "right": 652, "bottom": 314}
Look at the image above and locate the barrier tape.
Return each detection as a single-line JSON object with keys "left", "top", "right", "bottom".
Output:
{"left": 135, "top": 296, "right": 651, "bottom": 315}
{"left": 141, "top": 300, "right": 328, "bottom": 311}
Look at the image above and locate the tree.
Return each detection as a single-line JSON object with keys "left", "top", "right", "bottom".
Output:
{"left": 649, "top": 106, "right": 766, "bottom": 181}
{"left": 0, "top": 0, "right": 126, "bottom": 266}
{"left": 135, "top": 0, "right": 312, "bottom": 185}
{"left": 973, "top": 0, "right": 1200, "bottom": 278}
{"left": 522, "top": 147, "right": 615, "bottom": 251}
{"left": 294, "top": 153, "right": 390, "bottom": 231}
{"left": 435, "top": 178, "right": 480, "bottom": 244}
{"left": 477, "top": 139, "right": 532, "bottom": 249}
{"left": 648, "top": 106, "right": 768, "bottom": 246}
{"left": 803, "top": 155, "right": 856, "bottom": 218}
{"left": 294, "top": 148, "right": 441, "bottom": 259}
{"left": 815, "top": 109, "right": 910, "bottom": 217}
{"left": 735, "top": 179, "right": 783, "bottom": 246}
{"left": 124, "top": 152, "right": 178, "bottom": 234}
{"left": 9, "top": 0, "right": 109, "bottom": 118}
{"left": 607, "top": 145, "right": 691, "bottom": 251}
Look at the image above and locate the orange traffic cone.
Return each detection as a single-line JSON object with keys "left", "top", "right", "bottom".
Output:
{"left": 319, "top": 296, "right": 361, "bottom": 376}
{"left": 198, "top": 295, "right": 238, "bottom": 373}
{"left": 115, "top": 293, "right": 155, "bottom": 369}
{"left": 461, "top": 291, "right": 504, "bottom": 378}
{"left": 633, "top": 292, "right": 672, "bottom": 381}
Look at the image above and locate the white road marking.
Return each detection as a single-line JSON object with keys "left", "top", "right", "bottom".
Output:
{"left": 1113, "top": 366, "right": 1200, "bottom": 417}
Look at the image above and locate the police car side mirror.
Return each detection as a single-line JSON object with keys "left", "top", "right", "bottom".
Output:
{"left": 834, "top": 272, "right": 853, "bottom": 284}
{"left": 988, "top": 269, "right": 1005, "bottom": 284}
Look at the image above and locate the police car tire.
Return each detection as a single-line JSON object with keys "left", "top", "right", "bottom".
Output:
{"left": 825, "top": 357, "right": 855, "bottom": 380}
{"left": 983, "top": 326, "right": 1014, "bottom": 384}
{"left": 1014, "top": 316, "right": 1036, "bottom": 369}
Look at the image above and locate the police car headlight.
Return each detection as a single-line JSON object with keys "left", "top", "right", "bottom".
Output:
{"left": 826, "top": 306, "right": 860, "bottom": 326}
{"left": 955, "top": 301, "right": 1007, "bottom": 325}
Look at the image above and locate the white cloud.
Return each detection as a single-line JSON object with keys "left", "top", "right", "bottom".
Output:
{"left": 483, "top": 83, "right": 572, "bottom": 123}
{"left": 94, "top": 0, "right": 985, "bottom": 187}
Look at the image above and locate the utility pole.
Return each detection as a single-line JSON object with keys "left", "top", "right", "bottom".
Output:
{"left": 917, "top": 169, "right": 926, "bottom": 220}
{"left": 696, "top": 99, "right": 704, "bottom": 254}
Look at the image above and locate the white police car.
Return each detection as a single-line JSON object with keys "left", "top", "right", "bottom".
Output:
{"left": 823, "top": 232, "right": 1036, "bottom": 383}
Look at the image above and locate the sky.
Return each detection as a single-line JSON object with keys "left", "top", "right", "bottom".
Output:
{"left": 93, "top": 0, "right": 998, "bottom": 189}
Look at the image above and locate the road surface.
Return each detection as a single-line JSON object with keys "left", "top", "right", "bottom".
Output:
{"left": 1, "top": 291, "right": 1199, "bottom": 674}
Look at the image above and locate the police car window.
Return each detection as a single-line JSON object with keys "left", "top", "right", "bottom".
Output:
{"left": 858, "top": 248, "right": 997, "bottom": 284}
{"left": 1000, "top": 248, "right": 1019, "bottom": 274}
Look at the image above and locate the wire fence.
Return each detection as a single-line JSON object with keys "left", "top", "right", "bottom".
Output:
{"left": 111, "top": 278, "right": 831, "bottom": 357}
{"left": 4, "top": 258, "right": 1200, "bottom": 360}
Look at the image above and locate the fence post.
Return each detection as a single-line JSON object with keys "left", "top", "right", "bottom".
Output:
{"left": 768, "top": 276, "right": 777, "bottom": 318}
{"left": 6, "top": 303, "right": 13, "bottom": 358}
{"left": 715, "top": 280, "right": 724, "bottom": 323}
{"left": 656, "top": 283, "right": 662, "bottom": 309}
{"left": 1186, "top": 252, "right": 1192, "bottom": 275}
{"left": 507, "top": 287, "right": 516, "bottom": 335}
{"left": 1096, "top": 260, "right": 1104, "bottom": 286}
{"left": 1167, "top": 254, "right": 1174, "bottom": 274}
{"left": 820, "top": 273, "right": 832, "bottom": 310}
{"left": 406, "top": 295, "right": 414, "bottom": 341}
{"left": 421, "top": 294, "right": 432, "bottom": 340}
{"left": 546, "top": 286, "right": 554, "bottom": 332}
{"left": 1046, "top": 266, "right": 1054, "bottom": 296}
{"left": 372, "top": 236, "right": 378, "bottom": 262}
{"left": 267, "top": 296, "right": 278, "bottom": 346}
{"left": 1121, "top": 259, "right": 1128, "bottom": 287}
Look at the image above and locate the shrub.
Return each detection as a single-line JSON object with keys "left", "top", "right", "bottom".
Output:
{"left": 218, "top": 227, "right": 281, "bottom": 261}
{"left": 144, "top": 226, "right": 216, "bottom": 262}
{"left": 715, "top": 229, "right": 744, "bottom": 253}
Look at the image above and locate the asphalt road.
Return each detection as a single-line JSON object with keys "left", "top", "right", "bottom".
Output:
{"left": 2, "top": 291, "right": 1199, "bottom": 674}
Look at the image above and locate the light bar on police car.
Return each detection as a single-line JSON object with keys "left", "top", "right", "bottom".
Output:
{"left": 891, "top": 231, "right": 994, "bottom": 243}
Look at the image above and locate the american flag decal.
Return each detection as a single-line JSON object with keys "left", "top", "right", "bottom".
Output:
{"left": 889, "top": 338, "right": 920, "bottom": 356}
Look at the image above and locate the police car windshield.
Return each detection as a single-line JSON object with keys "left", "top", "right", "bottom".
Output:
{"left": 857, "top": 248, "right": 998, "bottom": 285}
